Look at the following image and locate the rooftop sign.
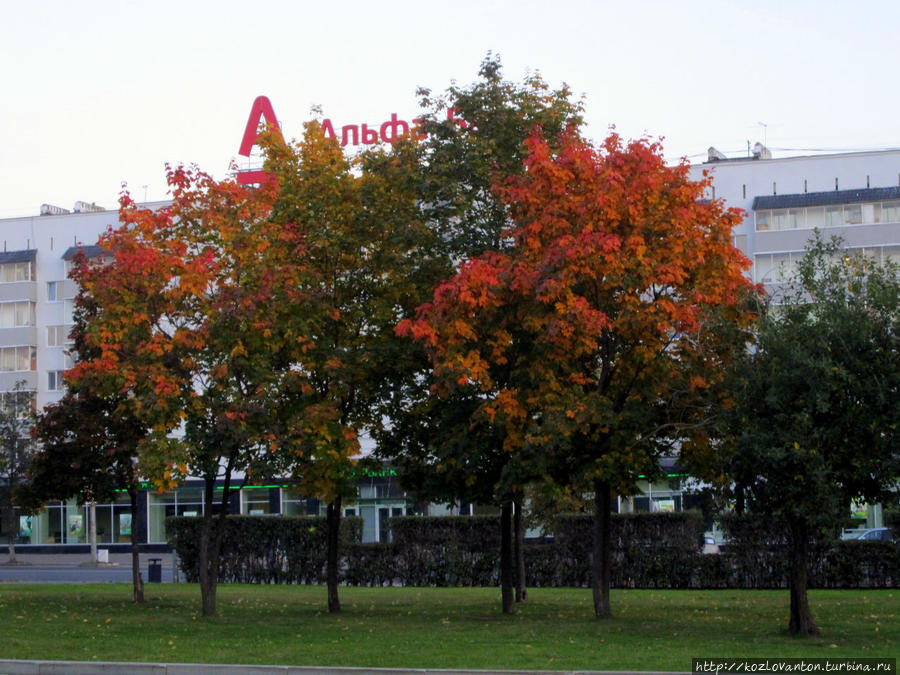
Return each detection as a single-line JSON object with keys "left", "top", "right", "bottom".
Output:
{"left": 237, "top": 96, "right": 466, "bottom": 185}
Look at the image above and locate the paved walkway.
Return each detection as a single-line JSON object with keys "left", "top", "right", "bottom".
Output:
{"left": 0, "top": 552, "right": 179, "bottom": 584}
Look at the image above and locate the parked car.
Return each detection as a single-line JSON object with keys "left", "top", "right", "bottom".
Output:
{"left": 846, "top": 527, "right": 894, "bottom": 542}
{"left": 702, "top": 535, "right": 720, "bottom": 554}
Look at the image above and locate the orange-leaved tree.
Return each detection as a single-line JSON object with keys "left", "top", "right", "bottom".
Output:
{"left": 387, "top": 57, "right": 584, "bottom": 613}
{"left": 258, "top": 121, "right": 444, "bottom": 613}
{"left": 76, "top": 164, "right": 282, "bottom": 616}
{"left": 403, "top": 129, "right": 759, "bottom": 618}
{"left": 30, "top": 248, "right": 158, "bottom": 603}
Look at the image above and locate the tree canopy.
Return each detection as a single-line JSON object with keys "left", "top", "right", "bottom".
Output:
{"left": 401, "top": 128, "right": 758, "bottom": 617}
{"left": 0, "top": 381, "right": 35, "bottom": 565}
{"left": 727, "top": 234, "right": 900, "bottom": 635}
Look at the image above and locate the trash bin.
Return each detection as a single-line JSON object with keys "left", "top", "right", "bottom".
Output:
{"left": 148, "top": 558, "right": 162, "bottom": 583}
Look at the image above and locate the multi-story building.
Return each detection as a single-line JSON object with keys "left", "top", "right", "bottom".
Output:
{"left": 0, "top": 202, "right": 128, "bottom": 411}
{"left": 0, "top": 202, "right": 415, "bottom": 549}
{"left": 689, "top": 145, "right": 900, "bottom": 533}
{"left": 689, "top": 144, "right": 900, "bottom": 286}
{"left": 6, "top": 146, "right": 899, "bottom": 549}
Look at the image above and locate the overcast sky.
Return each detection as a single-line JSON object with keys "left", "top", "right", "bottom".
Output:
{"left": 2, "top": 0, "right": 898, "bottom": 218}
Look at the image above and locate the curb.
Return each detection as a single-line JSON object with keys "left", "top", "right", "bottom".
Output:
{"left": 0, "top": 663, "right": 689, "bottom": 675}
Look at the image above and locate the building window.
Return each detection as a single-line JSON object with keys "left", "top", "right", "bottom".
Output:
{"left": 755, "top": 253, "right": 800, "bottom": 284}
{"left": 0, "top": 262, "right": 33, "bottom": 283}
{"left": 241, "top": 487, "right": 273, "bottom": 515}
{"left": 874, "top": 201, "right": 900, "bottom": 223}
{"left": 0, "top": 346, "right": 36, "bottom": 372}
{"left": 47, "top": 325, "right": 72, "bottom": 347}
{"left": 48, "top": 371, "right": 65, "bottom": 391}
{"left": 47, "top": 281, "right": 62, "bottom": 301}
{"left": 0, "top": 301, "right": 35, "bottom": 328}
{"left": 148, "top": 488, "right": 204, "bottom": 542}
{"left": 756, "top": 200, "right": 900, "bottom": 232}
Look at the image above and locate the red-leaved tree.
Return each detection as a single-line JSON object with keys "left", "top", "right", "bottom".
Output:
{"left": 401, "top": 129, "right": 759, "bottom": 618}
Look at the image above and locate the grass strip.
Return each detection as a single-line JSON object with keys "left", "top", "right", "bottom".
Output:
{"left": 0, "top": 585, "right": 895, "bottom": 670}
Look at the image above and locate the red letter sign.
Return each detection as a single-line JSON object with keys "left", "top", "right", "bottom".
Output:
{"left": 237, "top": 96, "right": 280, "bottom": 185}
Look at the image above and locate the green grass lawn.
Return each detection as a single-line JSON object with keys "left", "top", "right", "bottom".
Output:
{"left": 0, "top": 585, "right": 895, "bottom": 670}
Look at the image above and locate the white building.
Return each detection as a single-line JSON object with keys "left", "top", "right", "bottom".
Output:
{"left": 6, "top": 146, "right": 900, "bottom": 547}
{"left": 0, "top": 202, "right": 413, "bottom": 547}
{"left": 0, "top": 202, "right": 138, "bottom": 411}
{"left": 689, "top": 145, "right": 900, "bottom": 285}
{"left": 689, "top": 146, "right": 900, "bottom": 533}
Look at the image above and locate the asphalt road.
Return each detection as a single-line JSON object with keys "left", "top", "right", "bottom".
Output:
{"left": 0, "top": 552, "right": 180, "bottom": 584}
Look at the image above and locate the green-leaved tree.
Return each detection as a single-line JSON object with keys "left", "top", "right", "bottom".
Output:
{"left": 728, "top": 234, "right": 900, "bottom": 635}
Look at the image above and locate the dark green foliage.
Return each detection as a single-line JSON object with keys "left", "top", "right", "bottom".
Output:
{"left": 344, "top": 543, "right": 397, "bottom": 587}
{"left": 166, "top": 512, "right": 896, "bottom": 589}
{"left": 725, "top": 235, "right": 900, "bottom": 634}
{"left": 716, "top": 512, "right": 900, "bottom": 589}
{"left": 413, "top": 53, "right": 583, "bottom": 259}
{"left": 548, "top": 512, "right": 704, "bottom": 589}
{"left": 815, "top": 541, "right": 900, "bottom": 588}
{"left": 168, "top": 516, "right": 361, "bottom": 584}
{"left": 390, "top": 516, "right": 501, "bottom": 586}
{"left": 884, "top": 507, "right": 899, "bottom": 532}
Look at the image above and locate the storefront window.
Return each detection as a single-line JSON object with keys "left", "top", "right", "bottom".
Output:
{"left": 148, "top": 487, "right": 204, "bottom": 543}
{"left": 281, "top": 486, "right": 318, "bottom": 516}
{"left": 91, "top": 493, "right": 134, "bottom": 544}
{"left": 241, "top": 487, "right": 274, "bottom": 515}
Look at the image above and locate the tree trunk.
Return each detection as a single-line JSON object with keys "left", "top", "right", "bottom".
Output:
{"left": 500, "top": 500, "right": 514, "bottom": 614}
{"left": 788, "top": 518, "right": 819, "bottom": 636}
{"left": 198, "top": 479, "right": 216, "bottom": 617}
{"left": 5, "top": 490, "right": 17, "bottom": 564}
{"left": 326, "top": 496, "right": 342, "bottom": 613}
{"left": 199, "top": 476, "right": 233, "bottom": 617}
{"left": 513, "top": 493, "right": 527, "bottom": 603}
{"left": 197, "top": 464, "right": 236, "bottom": 617}
{"left": 591, "top": 479, "right": 612, "bottom": 619}
{"left": 128, "top": 487, "right": 144, "bottom": 604}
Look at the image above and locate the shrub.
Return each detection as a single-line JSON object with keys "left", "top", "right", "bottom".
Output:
{"left": 167, "top": 515, "right": 361, "bottom": 583}
{"left": 167, "top": 512, "right": 898, "bottom": 589}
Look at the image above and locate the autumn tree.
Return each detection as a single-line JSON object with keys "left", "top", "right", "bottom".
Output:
{"left": 0, "top": 381, "right": 35, "bottom": 565}
{"left": 726, "top": 235, "right": 900, "bottom": 636}
{"left": 381, "top": 55, "right": 584, "bottom": 610}
{"left": 75, "top": 166, "right": 283, "bottom": 616}
{"left": 403, "top": 129, "right": 758, "bottom": 619}
{"left": 27, "top": 250, "right": 154, "bottom": 602}
{"left": 257, "top": 122, "right": 445, "bottom": 613}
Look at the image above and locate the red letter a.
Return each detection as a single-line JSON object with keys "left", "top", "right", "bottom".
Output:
{"left": 238, "top": 96, "right": 280, "bottom": 157}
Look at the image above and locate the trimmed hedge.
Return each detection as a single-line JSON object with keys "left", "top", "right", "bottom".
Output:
{"left": 167, "top": 515, "right": 361, "bottom": 584}
{"left": 547, "top": 512, "right": 704, "bottom": 588}
{"left": 167, "top": 513, "right": 898, "bottom": 588}
{"left": 713, "top": 513, "right": 900, "bottom": 589}
{"left": 389, "top": 516, "right": 501, "bottom": 586}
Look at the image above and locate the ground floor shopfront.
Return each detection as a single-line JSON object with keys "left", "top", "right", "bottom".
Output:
{"left": 2, "top": 472, "right": 414, "bottom": 550}
{"left": 3, "top": 467, "right": 749, "bottom": 552}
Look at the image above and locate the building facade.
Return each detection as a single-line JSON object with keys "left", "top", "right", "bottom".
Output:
{"left": 0, "top": 202, "right": 417, "bottom": 549}
{"left": 6, "top": 146, "right": 899, "bottom": 549}
{"left": 688, "top": 146, "right": 900, "bottom": 286}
